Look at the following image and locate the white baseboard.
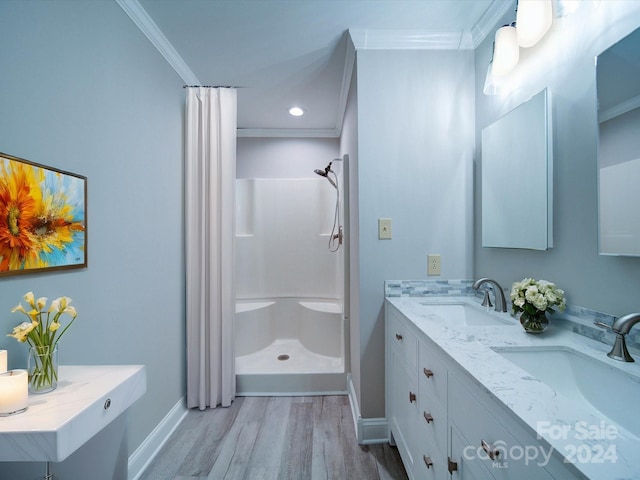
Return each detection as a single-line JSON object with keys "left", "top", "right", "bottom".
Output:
{"left": 347, "top": 374, "right": 388, "bottom": 445}
{"left": 128, "top": 396, "right": 188, "bottom": 480}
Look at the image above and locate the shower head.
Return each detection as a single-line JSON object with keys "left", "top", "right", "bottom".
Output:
{"left": 314, "top": 164, "right": 337, "bottom": 189}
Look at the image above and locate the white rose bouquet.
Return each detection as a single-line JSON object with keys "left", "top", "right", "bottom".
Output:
{"left": 510, "top": 278, "right": 565, "bottom": 333}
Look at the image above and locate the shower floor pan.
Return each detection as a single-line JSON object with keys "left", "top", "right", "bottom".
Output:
{"left": 235, "top": 339, "right": 346, "bottom": 396}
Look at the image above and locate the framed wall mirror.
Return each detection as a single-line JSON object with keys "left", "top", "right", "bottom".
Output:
{"left": 597, "top": 27, "right": 640, "bottom": 256}
{"left": 481, "top": 88, "right": 553, "bottom": 250}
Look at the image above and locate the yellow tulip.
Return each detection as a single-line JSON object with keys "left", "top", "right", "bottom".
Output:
{"left": 36, "top": 296, "right": 48, "bottom": 311}
{"left": 49, "top": 322, "right": 60, "bottom": 332}
{"left": 11, "top": 303, "right": 26, "bottom": 314}
{"left": 50, "top": 298, "right": 59, "bottom": 312}
{"left": 58, "top": 296, "right": 71, "bottom": 311}
{"left": 27, "top": 309, "right": 40, "bottom": 322}
{"left": 23, "top": 291, "right": 35, "bottom": 308}
{"left": 7, "top": 321, "right": 36, "bottom": 342}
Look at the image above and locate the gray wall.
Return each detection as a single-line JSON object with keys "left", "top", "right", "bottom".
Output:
{"left": 0, "top": 0, "right": 185, "bottom": 452}
{"left": 237, "top": 137, "right": 339, "bottom": 178}
{"left": 474, "top": 1, "right": 640, "bottom": 317}
{"left": 355, "top": 49, "right": 475, "bottom": 418}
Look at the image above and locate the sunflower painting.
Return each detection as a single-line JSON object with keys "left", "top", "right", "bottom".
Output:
{"left": 0, "top": 152, "right": 86, "bottom": 276}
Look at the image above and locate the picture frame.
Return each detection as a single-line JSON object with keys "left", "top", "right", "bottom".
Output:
{"left": 0, "top": 151, "right": 87, "bottom": 276}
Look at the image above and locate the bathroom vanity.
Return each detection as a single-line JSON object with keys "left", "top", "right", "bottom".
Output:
{"left": 385, "top": 296, "right": 640, "bottom": 480}
{"left": 0, "top": 365, "right": 146, "bottom": 480}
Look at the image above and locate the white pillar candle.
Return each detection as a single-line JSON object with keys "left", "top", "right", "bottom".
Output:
{"left": 0, "top": 369, "right": 28, "bottom": 416}
{"left": 0, "top": 350, "right": 6, "bottom": 374}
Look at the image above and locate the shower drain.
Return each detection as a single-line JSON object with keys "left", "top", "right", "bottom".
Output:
{"left": 277, "top": 354, "right": 290, "bottom": 361}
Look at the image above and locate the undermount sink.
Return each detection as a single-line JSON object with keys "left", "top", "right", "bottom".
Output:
{"left": 418, "top": 302, "right": 514, "bottom": 327}
{"left": 493, "top": 346, "right": 640, "bottom": 440}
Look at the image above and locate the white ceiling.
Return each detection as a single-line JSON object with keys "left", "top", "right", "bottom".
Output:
{"left": 118, "top": 0, "right": 514, "bottom": 137}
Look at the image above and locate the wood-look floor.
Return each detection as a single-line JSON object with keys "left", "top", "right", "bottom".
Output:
{"left": 140, "top": 395, "right": 408, "bottom": 480}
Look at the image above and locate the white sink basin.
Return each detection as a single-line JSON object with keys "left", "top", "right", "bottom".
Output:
{"left": 418, "top": 302, "right": 515, "bottom": 327}
{"left": 493, "top": 346, "right": 640, "bottom": 440}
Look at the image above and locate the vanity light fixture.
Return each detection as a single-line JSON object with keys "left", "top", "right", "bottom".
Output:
{"left": 289, "top": 106, "right": 304, "bottom": 117}
{"left": 492, "top": 23, "right": 519, "bottom": 76}
{"left": 516, "top": 0, "right": 553, "bottom": 48}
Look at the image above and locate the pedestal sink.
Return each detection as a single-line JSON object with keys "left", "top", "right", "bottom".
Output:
{"left": 493, "top": 346, "right": 640, "bottom": 440}
{"left": 419, "top": 302, "right": 515, "bottom": 327}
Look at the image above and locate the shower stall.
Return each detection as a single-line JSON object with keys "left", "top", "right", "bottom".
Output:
{"left": 235, "top": 155, "right": 347, "bottom": 395}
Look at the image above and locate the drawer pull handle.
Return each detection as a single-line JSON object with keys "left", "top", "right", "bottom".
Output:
{"left": 395, "top": 333, "right": 403, "bottom": 341}
{"left": 448, "top": 457, "right": 458, "bottom": 473}
{"left": 423, "top": 368, "right": 434, "bottom": 378}
{"left": 423, "top": 455, "right": 433, "bottom": 469}
{"left": 104, "top": 398, "right": 111, "bottom": 410}
{"left": 481, "top": 439, "right": 500, "bottom": 460}
{"left": 409, "top": 392, "right": 416, "bottom": 403}
{"left": 423, "top": 411, "right": 434, "bottom": 423}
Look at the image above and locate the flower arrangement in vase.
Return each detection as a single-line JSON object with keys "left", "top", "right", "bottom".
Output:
{"left": 7, "top": 292, "right": 78, "bottom": 393}
{"left": 510, "top": 278, "right": 565, "bottom": 334}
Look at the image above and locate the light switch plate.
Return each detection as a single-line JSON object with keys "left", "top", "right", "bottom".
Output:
{"left": 378, "top": 218, "right": 392, "bottom": 239}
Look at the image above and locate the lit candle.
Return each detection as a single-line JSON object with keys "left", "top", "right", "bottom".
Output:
{"left": 0, "top": 350, "right": 6, "bottom": 374}
{"left": 0, "top": 369, "right": 28, "bottom": 416}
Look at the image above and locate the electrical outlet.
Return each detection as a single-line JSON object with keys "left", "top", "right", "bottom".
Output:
{"left": 428, "top": 254, "right": 441, "bottom": 276}
{"left": 378, "top": 218, "right": 392, "bottom": 239}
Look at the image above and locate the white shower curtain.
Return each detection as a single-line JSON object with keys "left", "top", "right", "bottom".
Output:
{"left": 185, "top": 87, "right": 237, "bottom": 409}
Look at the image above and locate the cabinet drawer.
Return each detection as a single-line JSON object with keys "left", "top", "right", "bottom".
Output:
{"left": 388, "top": 307, "right": 417, "bottom": 371}
{"left": 389, "top": 348, "right": 419, "bottom": 471}
{"left": 419, "top": 340, "right": 447, "bottom": 407}
{"left": 417, "top": 398, "right": 447, "bottom": 458}
{"left": 450, "top": 374, "right": 554, "bottom": 480}
{"left": 450, "top": 425, "right": 494, "bottom": 480}
{"left": 412, "top": 434, "right": 449, "bottom": 480}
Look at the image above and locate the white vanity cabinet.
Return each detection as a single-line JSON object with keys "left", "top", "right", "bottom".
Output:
{"left": 385, "top": 300, "right": 571, "bottom": 480}
{"left": 386, "top": 303, "right": 450, "bottom": 480}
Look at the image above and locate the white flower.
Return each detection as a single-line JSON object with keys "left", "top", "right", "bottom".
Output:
{"left": 510, "top": 277, "right": 566, "bottom": 316}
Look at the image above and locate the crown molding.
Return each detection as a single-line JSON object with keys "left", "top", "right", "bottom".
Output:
{"left": 348, "top": 28, "right": 473, "bottom": 50}
{"left": 348, "top": 1, "right": 516, "bottom": 52}
{"left": 238, "top": 128, "right": 340, "bottom": 138}
{"left": 115, "top": 0, "right": 200, "bottom": 85}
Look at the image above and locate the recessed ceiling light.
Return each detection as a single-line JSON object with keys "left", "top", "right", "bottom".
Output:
{"left": 289, "top": 106, "right": 304, "bottom": 117}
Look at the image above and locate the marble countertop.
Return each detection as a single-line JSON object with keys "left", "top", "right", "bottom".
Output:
{"left": 386, "top": 296, "right": 640, "bottom": 480}
{"left": 0, "top": 365, "right": 146, "bottom": 462}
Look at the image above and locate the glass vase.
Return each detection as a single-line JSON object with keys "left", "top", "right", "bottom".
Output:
{"left": 520, "top": 311, "right": 549, "bottom": 334}
{"left": 27, "top": 344, "right": 58, "bottom": 394}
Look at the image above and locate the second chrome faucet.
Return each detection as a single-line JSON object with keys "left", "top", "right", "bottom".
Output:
{"left": 595, "top": 312, "right": 640, "bottom": 362}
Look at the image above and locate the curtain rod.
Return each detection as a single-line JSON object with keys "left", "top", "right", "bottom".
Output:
{"left": 182, "top": 85, "right": 237, "bottom": 89}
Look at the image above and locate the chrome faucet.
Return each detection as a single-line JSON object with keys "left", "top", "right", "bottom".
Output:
{"left": 472, "top": 278, "right": 507, "bottom": 313}
{"left": 595, "top": 312, "right": 640, "bottom": 362}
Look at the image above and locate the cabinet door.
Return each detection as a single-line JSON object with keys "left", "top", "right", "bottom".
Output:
{"left": 389, "top": 346, "right": 419, "bottom": 473}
